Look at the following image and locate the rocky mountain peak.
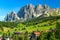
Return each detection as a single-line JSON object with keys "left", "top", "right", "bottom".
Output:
{"left": 5, "top": 11, "right": 20, "bottom": 22}
{"left": 36, "top": 4, "right": 43, "bottom": 10}
{"left": 43, "top": 4, "right": 49, "bottom": 9}
{"left": 26, "top": 4, "right": 34, "bottom": 8}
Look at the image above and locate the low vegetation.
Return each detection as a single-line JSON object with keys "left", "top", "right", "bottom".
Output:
{"left": 0, "top": 16, "right": 60, "bottom": 40}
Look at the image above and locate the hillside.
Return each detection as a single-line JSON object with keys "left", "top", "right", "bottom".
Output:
{"left": 0, "top": 16, "right": 60, "bottom": 40}
{"left": 0, "top": 16, "right": 60, "bottom": 33}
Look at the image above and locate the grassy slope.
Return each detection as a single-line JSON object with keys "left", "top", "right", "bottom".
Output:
{"left": 0, "top": 16, "right": 60, "bottom": 34}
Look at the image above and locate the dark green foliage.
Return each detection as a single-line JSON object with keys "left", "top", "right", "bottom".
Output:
{"left": 24, "top": 31, "right": 28, "bottom": 40}
{"left": 55, "top": 22, "right": 60, "bottom": 40}
{"left": 23, "top": 16, "right": 60, "bottom": 26}
{"left": 47, "top": 31, "right": 56, "bottom": 40}
{"left": 0, "top": 22, "right": 18, "bottom": 28}
{"left": 38, "top": 32, "right": 47, "bottom": 40}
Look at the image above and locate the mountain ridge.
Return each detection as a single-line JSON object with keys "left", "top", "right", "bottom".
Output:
{"left": 4, "top": 4, "right": 60, "bottom": 22}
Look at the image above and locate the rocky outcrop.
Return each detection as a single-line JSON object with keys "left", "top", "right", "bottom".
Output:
{"left": 17, "top": 4, "right": 34, "bottom": 21}
{"left": 34, "top": 4, "right": 43, "bottom": 17}
{"left": 5, "top": 11, "right": 20, "bottom": 22}
{"left": 17, "top": 4, "right": 50, "bottom": 19}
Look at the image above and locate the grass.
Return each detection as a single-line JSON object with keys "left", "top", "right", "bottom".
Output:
{"left": 0, "top": 24, "right": 55, "bottom": 34}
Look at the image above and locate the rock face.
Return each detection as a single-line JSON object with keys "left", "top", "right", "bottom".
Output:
{"left": 34, "top": 4, "right": 43, "bottom": 17}
{"left": 5, "top": 11, "right": 20, "bottom": 22}
{"left": 17, "top": 4, "right": 50, "bottom": 20}
{"left": 17, "top": 4, "right": 34, "bottom": 20}
{"left": 5, "top": 4, "right": 60, "bottom": 22}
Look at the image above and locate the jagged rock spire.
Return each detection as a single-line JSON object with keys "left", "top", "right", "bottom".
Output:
{"left": 5, "top": 11, "right": 20, "bottom": 22}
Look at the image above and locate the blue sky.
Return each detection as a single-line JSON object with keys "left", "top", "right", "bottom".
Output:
{"left": 0, "top": 0, "right": 60, "bottom": 21}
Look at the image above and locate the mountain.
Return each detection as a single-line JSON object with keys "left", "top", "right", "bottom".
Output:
{"left": 4, "top": 4, "right": 60, "bottom": 22}
{"left": 4, "top": 11, "right": 20, "bottom": 22}
{"left": 17, "top": 4, "right": 50, "bottom": 21}
{"left": 34, "top": 4, "right": 43, "bottom": 17}
{"left": 17, "top": 4, "right": 34, "bottom": 21}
